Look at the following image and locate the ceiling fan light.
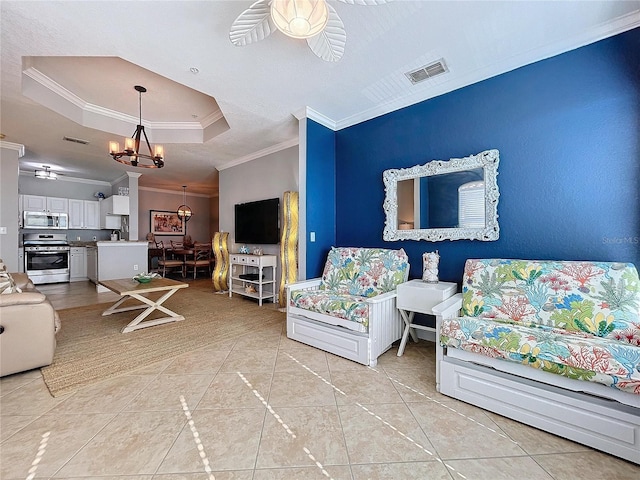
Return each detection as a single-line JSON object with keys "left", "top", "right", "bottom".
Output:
{"left": 271, "top": 0, "right": 328, "bottom": 39}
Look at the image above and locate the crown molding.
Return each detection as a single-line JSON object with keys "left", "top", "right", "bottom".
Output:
{"left": 138, "top": 185, "right": 211, "bottom": 198}
{"left": 0, "top": 141, "right": 25, "bottom": 157}
{"left": 218, "top": 137, "right": 299, "bottom": 170}
{"left": 22, "top": 67, "right": 227, "bottom": 143}
{"left": 18, "top": 169, "right": 112, "bottom": 186}
{"left": 304, "top": 107, "right": 337, "bottom": 131}
{"left": 112, "top": 173, "right": 130, "bottom": 185}
{"left": 332, "top": 12, "right": 640, "bottom": 131}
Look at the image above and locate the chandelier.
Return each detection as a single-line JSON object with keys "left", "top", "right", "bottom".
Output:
{"left": 35, "top": 165, "right": 57, "bottom": 180}
{"left": 109, "top": 85, "right": 164, "bottom": 168}
{"left": 176, "top": 185, "right": 193, "bottom": 223}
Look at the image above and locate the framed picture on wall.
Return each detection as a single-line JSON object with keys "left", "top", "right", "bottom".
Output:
{"left": 150, "top": 210, "right": 185, "bottom": 235}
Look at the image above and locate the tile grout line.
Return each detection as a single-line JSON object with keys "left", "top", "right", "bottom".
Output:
{"left": 284, "top": 353, "right": 467, "bottom": 479}
{"left": 369, "top": 366, "right": 520, "bottom": 445}
{"left": 237, "top": 371, "right": 335, "bottom": 480}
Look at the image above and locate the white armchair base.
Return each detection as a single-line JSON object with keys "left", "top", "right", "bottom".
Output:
{"left": 439, "top": 353, "right": 640, "bottom": 464}
{"left": 286, "top": 281, "right": 403, "bottom": 367}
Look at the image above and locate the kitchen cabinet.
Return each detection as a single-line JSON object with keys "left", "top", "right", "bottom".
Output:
{"left": 86, "top": 246, "right": 98, "bottom": 283}
{"left": 70, "top": 247, "right": 87, "bottom": 281}
{"left": 100, "top": 195, "right": 129, "bottom": 229}
{"left": 18, "top": 195, "right": 23, "bottom": 228}
{"left": 68, "top": 199, "right": 84, "bottom": 229}
{"left": 69, "top": 199, "right": 100, "bottom": 229}
{"left": 84, "top": 201, "right": 100, "bottom": 229}
{"left": 22, "top": 195, "right": 68, "bottom": 214}
{"left": 101, "top": 195, "right": 129, "bottom": 215}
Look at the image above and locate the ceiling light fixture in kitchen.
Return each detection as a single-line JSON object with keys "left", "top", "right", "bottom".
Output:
{"left": 35, "top": 165, "right": 58, "bottom": 180}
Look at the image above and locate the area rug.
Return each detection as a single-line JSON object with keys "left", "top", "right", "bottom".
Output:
{"left": 41, "top": 283, "right": 285, "bottom": 397}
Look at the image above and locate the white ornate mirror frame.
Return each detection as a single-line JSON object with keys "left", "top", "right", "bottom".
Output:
{"left": 383, "top": 149, "right": 500, "bottom": 242}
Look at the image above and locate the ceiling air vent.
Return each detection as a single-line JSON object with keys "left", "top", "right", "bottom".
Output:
{"left": 405, "top": 59, "right": 448, "bottom": 85}
{"left": 63, "top": 136, "right": 89, "bottom": 145}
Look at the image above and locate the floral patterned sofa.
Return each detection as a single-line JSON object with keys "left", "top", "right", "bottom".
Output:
{"left": 434, "top": 259, "right": 640, "bottom": 464}
{"left": 287, "top": 247, "right": 409, "bottom": 366}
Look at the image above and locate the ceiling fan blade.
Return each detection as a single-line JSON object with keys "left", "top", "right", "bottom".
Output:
{"left": 307, "top": 5, "right": 346, "bottom": 62}
{"left": 229, "top": 0, "right": 274, "bottom": 47}
{"left": 335, "top": 0, "right": 393, "bottom": 5}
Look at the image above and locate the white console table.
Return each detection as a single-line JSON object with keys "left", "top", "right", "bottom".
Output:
{"left": 229, "top": 253, "right": 277, "bottom": 306}
{"left": 396, "top": 279, "right": 457, "bottom": 356}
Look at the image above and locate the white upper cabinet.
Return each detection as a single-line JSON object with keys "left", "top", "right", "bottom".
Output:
{"left": 84, "top": 201, "right": 100, "bottom": 229}
{"left": 100, "top": 195, "right": 129, "bottom": 215}
{"left": 68, "top": 199, "right": 84, "bottom": 228}
{"left": 22, "top": 195, "right": 68, "bottom": 213}
{"left": 47, "top": 196, "right": 68, "bottom": 213}
{"left": 22, "top": 195, "right": 47, "bottom": 212}
{"left": 69, "top": 199, "right": 100, "bottom": 229}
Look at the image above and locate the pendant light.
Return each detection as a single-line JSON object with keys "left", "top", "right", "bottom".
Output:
{"left": 177, "top": 185, "right": 193, "bottom": 231}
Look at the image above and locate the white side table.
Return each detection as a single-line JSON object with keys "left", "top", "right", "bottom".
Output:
{"left": 396, "top": 279, "right": 457, "bottom": 356}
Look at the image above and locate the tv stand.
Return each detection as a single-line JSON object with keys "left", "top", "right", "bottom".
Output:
{"left": 229, "top": 253, "right": 277, "bottom": 306}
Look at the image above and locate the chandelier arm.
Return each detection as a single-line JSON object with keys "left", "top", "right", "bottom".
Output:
{"left": 141, "top": 126, "right": 154, "bottom": 158}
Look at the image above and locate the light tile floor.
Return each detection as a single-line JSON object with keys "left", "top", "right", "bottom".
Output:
{"left": 1, "top": 280, "right": 639, "bottom": 479}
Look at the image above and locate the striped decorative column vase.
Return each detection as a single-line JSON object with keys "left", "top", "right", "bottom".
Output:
{"left": 212, "top": 231, "right": 229, "bottom": 292}
{"left": 279, "top": 191, "right": 299, "bottom": 308}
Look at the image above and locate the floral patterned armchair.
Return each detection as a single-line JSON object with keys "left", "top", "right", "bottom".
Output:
{"left": 287, "top": 247, "right": 409, "bottom": 366}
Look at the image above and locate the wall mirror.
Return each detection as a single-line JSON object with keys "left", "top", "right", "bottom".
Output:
{"left": 383, "top": 149, "right": 500, "bottom": 241}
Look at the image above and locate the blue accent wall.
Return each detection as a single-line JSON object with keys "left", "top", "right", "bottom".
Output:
{"left": 306, "top": 119, "right": 337, "bottom": 277}
{"left": 332, "top": 28, "right": 640, "bottom": 283}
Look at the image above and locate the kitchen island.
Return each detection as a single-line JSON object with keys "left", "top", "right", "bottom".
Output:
{"left": 92, "top": 241, "right": 149, "bottom": 292}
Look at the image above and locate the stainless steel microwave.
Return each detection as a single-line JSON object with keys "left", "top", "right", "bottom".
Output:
{"left": 23, "top": 211, "right": 68, "bottom": 229}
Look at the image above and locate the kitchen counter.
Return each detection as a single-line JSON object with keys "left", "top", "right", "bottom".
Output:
{"left": 96, "top": 241, "right": 148, "bottom": 247}
{"left": 68, "top": 241, "right": 97, "bottom": 247}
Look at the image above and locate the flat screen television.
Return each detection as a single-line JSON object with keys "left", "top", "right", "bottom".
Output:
{"left": 234, "top": 198, "right": 280, "bottom": 245}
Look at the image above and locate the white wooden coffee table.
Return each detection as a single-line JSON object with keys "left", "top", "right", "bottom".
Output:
{"left": 100, "top": 277, "right": 189, "bottom": 333}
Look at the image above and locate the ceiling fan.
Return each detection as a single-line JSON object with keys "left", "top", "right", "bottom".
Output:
{"left": 230, "top": 0, "right": 391, "bottom": 62}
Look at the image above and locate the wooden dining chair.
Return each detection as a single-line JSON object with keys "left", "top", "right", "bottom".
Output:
{"left": 184, "top": 242, "right": 212, "bottom": 278}
{"left": 156, "top": 240, "right": 184, "bottom": 277}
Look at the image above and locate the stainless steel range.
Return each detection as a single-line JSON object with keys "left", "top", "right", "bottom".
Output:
{"left": 23, "top": 233, "right": 70, "bottom": 284}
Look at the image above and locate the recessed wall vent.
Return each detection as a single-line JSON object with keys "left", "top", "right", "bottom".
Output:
{"left": 405, "top": 59, "right": 448, "bottom": 85}
{"left": 63, "top": 136, "right": 89, "bottom": 145}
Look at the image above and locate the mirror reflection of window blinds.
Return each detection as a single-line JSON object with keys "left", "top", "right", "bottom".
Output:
{"left": 458, "top": 181, "right": 485, "bottom": 228}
